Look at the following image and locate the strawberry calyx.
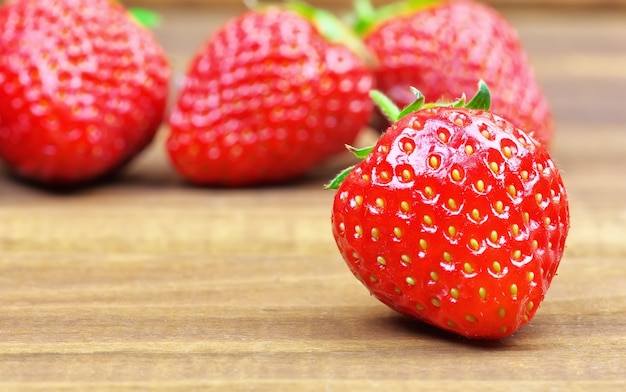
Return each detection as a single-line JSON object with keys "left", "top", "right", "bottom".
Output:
{"left": 325, "top": 80, "right": 490, "bottom": 190}
{"left": 129, "top": 8, "right": 162, "bottom": 29}
{"left": 256, "top": 1, "right": 374, "bottom": 65}
{"left": 353, "top": 0, "right": 441, "bottom": 36}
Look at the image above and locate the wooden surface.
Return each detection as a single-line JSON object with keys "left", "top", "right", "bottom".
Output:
{"left": 1, "top": 5, "right": 626, "bottom": 391}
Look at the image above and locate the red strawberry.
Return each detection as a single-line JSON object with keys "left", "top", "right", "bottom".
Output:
{"left": 328, "top": 82, "right": 569, "bottom": 339}
{"left": 0, "top": 0, "right": 170, "bottom": 186}
{"left": 355, "top": 0, "right": 553, "bottom": 147}
{"left": 167, "top": 3, "right": 374, "bottom": 186}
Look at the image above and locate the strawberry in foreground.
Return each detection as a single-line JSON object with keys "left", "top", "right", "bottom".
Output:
{"left": 167, "top": 2, "right": 374, "bottom": 186}
{"left": 0, "top": 0, "right": 170, "bottom": 186}
{"left": 354, "top": 0, "right": 553, "bottom": 147}
{"left": 328, "top": 82, "right": 570, "bottom": 339}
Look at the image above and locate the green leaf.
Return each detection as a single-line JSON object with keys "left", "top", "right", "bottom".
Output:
{"left": 370, "top": 90, "right": 401, "bottom": 123}
{"left": 465, "top": 80, "right": 491, "bottom": 110}
{"left": 397, "top": 86, "right": 425, "bottom": 119}
{"left": 129, "top": 7, "right": 162, "bottom": 29}
{"left": 347, "top": 145, "right": 374, "bottom": 159}
{"left": 325, "top": 165, "right": 356, "bottom": 190}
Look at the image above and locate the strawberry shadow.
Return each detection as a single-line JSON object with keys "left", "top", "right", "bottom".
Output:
{"left": 383, "top": 313, "right": 513, "bottom": 350}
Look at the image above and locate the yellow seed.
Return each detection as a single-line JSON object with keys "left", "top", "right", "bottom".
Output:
{"left": 431, "top": 298, "right": 441, "bottom": 307}
{"left": 502, "top": 145, "right": 513, "bottom": 158}
{"left": 369, "top": 274, "right": 377, "bottom": 282}
{"left": 438, "top": 131, "right": 449, "bottom": 143}
{"left": 402, "top": 169, "right": 413, "bottom": 181}
{"left": 447, "top": 320, "right": 457, "bottom": 327}
{"left": 450, "top": 288, "right": 460, "bottom": 299}
{"left": 354, "top": 195, "right": 363, "bottom": 206}
{"left": 401, "top": 201, "right": 410, "bottom": 212}
{"left": 521, "top": 170, "right": 529, "bottom": 181}
{"left": 535, "top": 193, "right": 543, "bottom": 204}
{"left": 424, "top": 186, "right": 435, "bottom": 198}
{"left": 492, "top": 261, "right": 502, "bottom": 274}
{"left": 490, "top": 230, "right": 498, "bottom": 243}
{"left": 463, "top": 262, "right": 474, "bottom": 274}
{"left": 489, "top": 161, "right": 499, "bottom": 174}
{"left": 375, "top": 198, "right": 385, "bottom": 209}
{"left": 338, "top": 222, "right": 345, "bottom": 233}
{"left": 507, "top": 185, "right": 517, "bottom": 198}
{"left": 512, "top": 249, "right": 522, "bottom": 260}
{"left": 481, "top": 129, "right": 491, "bottom": 139}
{"left": 471, "top": 209, "right": 481, "bottom": 221}
{"left": 394, "top": 227, "right": 403, "bottom": 239}
{"left": 416, "top": 303, "right": 425, "bottom": 310}
{"left": 448, "top": 226, "right": 457, "bottom": 238}
{"left": 423, "top": 215, "right": 433, "bottom": 226}
{"left": 380, "top": 171, "right": 391, "bottom": 182}
{"left": 526, "top": 301, "right": 535, "bottom": 311}
{"left": 500, "top": 326, "right": 507, "bottom": 333}
{"left": 510, "top": 284, "right": 518, "bottom": 296}
{"left": 479, "top": 287, "right": 487, "bottom": 300}
{"left": 452, "top": 168, "right": 463, "bottom": 181}
{"left": 394, "top": 286, "right": 402, "bottom": 294}
{"left": 419, "top": 239, "right": 428, "bottom": 251}
{"left": 401, "top": 255, "right": 411, "bottom": 264}
{"left": 371, "top": 228, "right": 379, "bottom": 240}
{"left": 443, "top": 252, "right": 452, "bottom": 264}
{"left": 524, "top": 212, "right": 530, "bottom": 224}
{"left": 532, "top": 240, "right": 539, "bottom": 250}
{"left": 448, "top": 198, "right": 458, "bottom": 210}
{"left": 495, "top": 200, "right": 504, "bottom": 213}
{"left": 466, "top": 314, "right": 477, "bottom": 323}
{"left": 465, "top": 144, "right": 475, "bottom": 155}
{"left": 498, "top": 307, "right": 506, "bottom": 318}
{"left": 406, "top": 277, "right": 415, "bottom": 285}
{"left": 469, "top": 238, "right": 480, "bottom": 251}
{"left": 403, "top": 142, "right": 414, "bottom": 153}
{"left": 362, "top": 174, "right": 370, "bottom": 182}
{"left": 511, "top": 223, "right": 520, "bottom": 237}
{"left": 475, "top": 179, "right": 485, "bottom": 192}
{"left": 376, "top": 256, "right": 386, "bottom": 265}
{"left": 430, "top": 271, "right": 439, "bottom": 282}
{"left": 355, "top": 225, "right": 362, "bottom": 237}
{"left": 429, "top": 155, "right": 440, "bottom": 169}
{"left": 527, "top": 271, "right": 535, "bottom": 281}
{"left": 545, "top": 217, "right": 551, "bottom": 227}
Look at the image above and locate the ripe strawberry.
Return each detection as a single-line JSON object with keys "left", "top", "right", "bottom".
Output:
{"left": 0, "top": 0, "right": 170, "bottom": 186}
{"left": 328, "top": 83, "right": 569, "bottom": 339}
{"left": 167, "top": 3, "right": 374, "bottom": 186}
{"left": 355, "top": 0, "right": 553, "bottom": 147}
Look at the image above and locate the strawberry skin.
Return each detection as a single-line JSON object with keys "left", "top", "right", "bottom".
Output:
{"left": 167, "top": 5, "right": 374, "bottom": 186}
{"left": 0, "top": 0, "right": 170, "bottom": 185}
{"left": 330, "top": 88, "right": 569, "bottom": 339}
{"left": 358, "top": 0, "right": 553, "bottom": 147}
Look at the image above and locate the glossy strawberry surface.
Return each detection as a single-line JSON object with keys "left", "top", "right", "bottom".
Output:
{"left": 331, "top": 104, "right": 569, "bottom": 339}
{"left": 167, "top": 6, "right": 374, "bottom": 186}
{"left": 0, "top": 0, "right": 170, "bottom": 185}
{"left": 360, "top": 0, "right": 553, "bottom": 147}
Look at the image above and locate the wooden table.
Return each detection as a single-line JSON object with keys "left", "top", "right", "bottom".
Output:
{"left": 1, "top": 5, "right": 625, "bottom": 391}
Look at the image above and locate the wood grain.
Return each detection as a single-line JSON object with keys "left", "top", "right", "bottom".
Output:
{"left": 1, "top": 5, "right": 625, "bottom": 391}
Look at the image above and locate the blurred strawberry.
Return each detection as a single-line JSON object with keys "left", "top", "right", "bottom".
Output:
{"left": 0, "top": 0, "right": 170, "bottom": 186}
{"left": 167, "top": 2, "right": 374, "bottom": 186}
{"left": 354, "top": 0, "right": 553, "bottom": 147}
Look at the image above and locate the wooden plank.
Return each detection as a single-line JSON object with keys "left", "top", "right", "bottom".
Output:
{"left": 0, "top": 5, "right": 625, "bottom": 391}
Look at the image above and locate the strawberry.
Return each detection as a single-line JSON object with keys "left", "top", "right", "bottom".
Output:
{"left": 0, "top": 0, "right": 170, "bottom": 186}
{"left": 328, "top": 82, "right": 570, "bottom": 339}
{"left": 166, "top": 2, "right": 374, "bottom": 186}
{"left": 354, "top": 0, "right": 553, "bottom": 147}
